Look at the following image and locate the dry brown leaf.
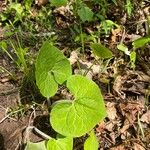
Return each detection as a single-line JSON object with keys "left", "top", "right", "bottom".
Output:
{"left": 134, "top": 143, "right": 145, "bottom": 150}
{"left": 140, "top": 111, "right": 150, "bottom": 124}
{"left": 120, "top": 121, "right": 130, "bottom": 134}
{"left": 54, "top": 6, "right": 73, "bottom": 15}
{"left": 91, "top": 65, "right": 100, "bottom": 75}
{"left": 106, "top": 102, "right": 117, "bottom": 120}
{"left": 110, "top": 132, "right": 116, "bottom": 144}
{"left": 105, "top": 121, "right": 115, "bottom": 132}
{"left": 126, "top": 34, "right": 141, "bottom": 42}
{"left": 113, "top": 75, "right": 125, "bottom": 98}
{"left": 35, "top": 0, "right": 48, "bottom": 6}
{"left": 110, "top": 145, "right": 125, "bottom": 150}
{"left": 119, "top": 103, "right": 144, "bottom": 124}
{"left": 68, "top": 51, "right": 78, "bottom": 65}
{"left": 111, "top": 28, "right": 122, "bottom": 43}
{"left": 96, "top": 121, "right": 105, "bottom": 133}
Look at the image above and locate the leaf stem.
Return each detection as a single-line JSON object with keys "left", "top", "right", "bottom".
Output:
{"left": 79, "top": 22, "right": 84, "bottom": 53}
{"left": 0, "top": 66, "right": 16, "bottom": 80}
{"left": 137, "top": 112, "right": 145, "bottom": 138}
{"left": 47, "top": 98, "right": 52, "bottom": 108}
{"left": 26, "top": 126, "right": 51, "bottom": 140}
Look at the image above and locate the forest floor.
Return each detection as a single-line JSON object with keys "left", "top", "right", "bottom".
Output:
{"left": 0, "top": 0, "right": 150, "bottom": 150}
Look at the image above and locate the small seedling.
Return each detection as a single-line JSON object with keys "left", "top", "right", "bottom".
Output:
{"left": 117, "top": 36, "right": 150, "bottom": 69}
{"left": 117, "top": 43, "right": 136, "bottom": 69}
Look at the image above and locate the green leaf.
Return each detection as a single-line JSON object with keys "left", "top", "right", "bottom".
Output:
{"left": 130, "top": 51, "right": 136, "bottom": 63}
{"left": 132, "top": 36, "right": 150, "bottom": 49}
{"left": 0, "top": 41, "right": 7, "bottom": 50}
{"left": 84, "top": 130, "right": 99, "bottom": 150}
{"left": 51, "top": 0, "right": 68, "bottom": 7}
{"left": 117, "top": 43, "right": 130, "bottom": 55}
{"left": 91, "top": 43, "right": 113, "bottom": 59}
{"left": 35, "top": 41, "right": 72, "bottom": 98}
{"left": 50, "top": 75, "right": 106, "bottom": 137}
{"left": 25, "top": 141, "right": 47, "bottom": 150}
{"left": 101, "top": 20, "right": 119, "bottom": 34}
{"left": 78, "top": 6, "right": 94, "bottom": 22}
{"left": 130, "top": 51, "right": 136, "bottom": 68}
{"left": 117, "top": 44, "right": 128, "bottom": 52}
{"left": 125, "top": 0, "right": 133, "bottom": 17}
{"left": 9, "top": 3, "right": 24, "bottom": 18}
{"left": 24, "top": 0, "right": 33, "bottom": 10}
{"left": 47, "top": 137, "right": 73, "bottom": 150}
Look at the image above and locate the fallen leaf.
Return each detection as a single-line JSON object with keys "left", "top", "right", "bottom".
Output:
{"left": 106, "top": 102, "right": 117, "bottom": 120}
{"left": 105, "top": 121, "right": 115, "bottom": 132}
{"left": 134, "top": 143, "right": 145, "bottom": 150}
{"left": 68, "top": 51, "right": 78, "bottom": 65}
{"left": 96, "top": 121, "right": 105, "bottom": 133}
{"left": 110, "top": 145, "right": 125, "bottom": 150}
{"left": 111, "top": 28, "right": 122, "bottom": 43}
{"left": 91, "top": 65, "right": 100, "bottom": 75}
{"left": 35, "top": 0, "right": 48, "bottom": 6}
{"left": 119, "top": 103, "right": 144, "bottom": 124}
{"left": 120, "top": 120, "right": 130, "bottom": 134}
{"left": 140, "top": 111, "right": 150, "bottom": 124}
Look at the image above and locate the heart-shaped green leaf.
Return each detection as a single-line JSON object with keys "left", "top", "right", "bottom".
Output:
{"left": 50, "top": 75, "right": 106, "bottom": 137}
{"left": 132, "top": 36, "right": 150, "bottom": 49}
{"left": 35, "top": 41, "right": 72, "bottom": 98}
{"left": 25, "top": 141, "right": 47, "bottom": 150}
{"left": 47, "top": 137, "right": 73, "bottom": 150}
{"left": 91, "top": 43, "right": 113, "bottom": 59}
{"left": 84, "top": 130, "right": 99, "bottom": 150}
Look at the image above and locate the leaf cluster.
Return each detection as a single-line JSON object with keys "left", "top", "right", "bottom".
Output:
{"left": 26, "top": 41, "right": 107, "bottom": 149}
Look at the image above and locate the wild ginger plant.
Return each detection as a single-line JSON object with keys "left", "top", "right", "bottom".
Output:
{"left": 25, "top": 41, "right": 106, "bottom": 150}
